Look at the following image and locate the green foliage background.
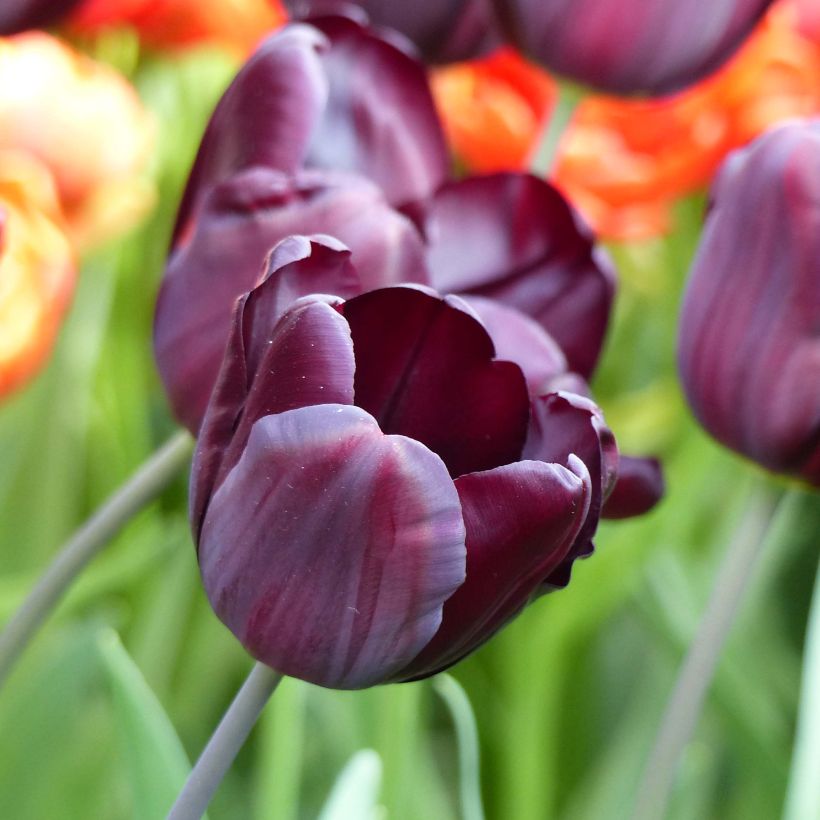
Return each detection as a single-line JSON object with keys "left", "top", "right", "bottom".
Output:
{"left": 0, "top": 42, "right": 817, "bottom": 820}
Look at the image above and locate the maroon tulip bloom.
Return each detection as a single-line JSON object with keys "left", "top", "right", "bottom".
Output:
{"left": 191, "top": 237, "right": 617, "bottom": 688}
{"left": 492, "top": 0, "right": 775, "bottom": 95}
{"left": 285, "top": 0, "right": 500, "bottom": 63}
{"left": 678, "top": 120, "right": 820, "bottom": 486}
{"left": 0, "top": 0, "right": 81, "bottom": 34}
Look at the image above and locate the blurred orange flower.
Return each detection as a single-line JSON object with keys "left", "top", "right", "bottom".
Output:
{"left": 0, "top": 32, "right": 155, "bottom": 249}
{"left": 0, "top": 151, "right": 75, "bottom": 397}
{"left": 433, "top": 0, "right": 820, "bottom": 240}
{"left": 432, "top": 47, "right": 555, "bottom": 172}
{"left": 69, "top": 0, "right": 286, "bottom": 54}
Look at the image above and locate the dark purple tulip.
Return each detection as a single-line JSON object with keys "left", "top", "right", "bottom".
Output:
{"left": 285, "top": 0, "right": 500, "bottom": 63}
{"left": 155, "top": 167, "right": 426, "bottom": 432}
{"left": 602, "top": 456, "right": 665, "bottom": 519}
{"left": 422, "top": 173, "right": 615, "bottom": 379}
{"left": 0, "top": 0, "right": 81, "bottom": 34}
{"left": 192, "top": 237, "right": 614, "bottom": 688}
{"left": 174, "top": 13, "right": 448, "bottom": 243}
{"left": 678, "top": 120, "right": 820, "bottom": 486}
{"left": 492, "top": 0, "right": 775, "bottom": 95}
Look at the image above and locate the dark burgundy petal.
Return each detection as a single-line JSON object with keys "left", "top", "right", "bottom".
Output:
{"left": 174, "top": 24, "right": 330, "bottom": 240}
{"left": 424, "top": 174, "right": 615, "bottom": 377}
{"left": 0, "top": 0, "right": 82, "bottom": 33}
{"left": 523, "top": 391, "right": 618, "bottom": 588}
{"left": 198, "top": 404, "right": 467, "bottom": 689}
{"left": 602, "top": 455, "right": 664, "bottom": 519}
{"left": 396, "top": 457, "right": 590, "bottom": 680}
{"left": 460, "top": 295, "right": 567, "bottom": 394}
{"left": 155, "top": 168, "right": 426, "bottom": 433}
{"left": 678, "top": 120, "right": 820, "bottom": 487}
{"left": 191, "top": 291, "right": 355, "bottom": 538}
{"left": 493, "top": 0, "right": 775, "bottom": 95}
{"left": 341, "top": 286, "right": 530, "bottom": 477}
{"left": 302, "top": 14, "right": 450, "bottom": 206}
{"left": 287, "top": 0, "right": 500, "bottom": 63}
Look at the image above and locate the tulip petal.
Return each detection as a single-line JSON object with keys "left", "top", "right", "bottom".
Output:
{"left": 304, "top": 14, "right": 450, "bottom": 206}
{"left": 155, "top": 168, "right": 426, "bottom": 432}
{"left": 602, "top": 455, "right": 664, "bottom": 519}
{"left": 174, "top": 24, "right": 330, "bottom": 239}
{"left": 524, "top": 391, "right": 618, "bottom": 588}
{"left": 460, "top": 295, "right": 567, "bottom": 394}
{"left": 423, "top": 174, "right": 615, "bottom": 377}
{"left": 396, "top": 457, "right": 590, "bottom": 680}
{"left": 493, "top": 0, "right": 775, "bottom": 95}
{"left": 0, "top": 0, "right": 81, "bottom": 34}
{"left": 341, "top": 286, "right": 530, "bottom": 478}
{"left": 198, "top": 404, "right": 466, "bottom": 689}
{"left": 191, "top": 284, "right": 357, "bottom": 538}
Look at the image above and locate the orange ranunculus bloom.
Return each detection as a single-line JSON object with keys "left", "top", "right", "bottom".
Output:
{"left": 69, "top": 0, "right": 286, "bottom": 54}
{"left": 0, "top": 152, "right": 75, "bottom": 397}
{"left": 0, "top": 32, "right": 155, "bottom": 249}
{"left": 433, "top": 1, "right": 820, "bottom": 240}
{"left": 431, "top": 47, "right": 555, "bottom": 172}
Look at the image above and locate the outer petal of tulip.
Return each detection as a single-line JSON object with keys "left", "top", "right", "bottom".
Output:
{"left": 524, "top": 391, "right": 618, "bottom": 588}
{"left": 286, "top": 0, "right": 500, "bottom": 63}
{"left": 199, "top": 404, "right": 467, "bottom": 689}
{"left": 176, "top": 15, "right": 448, "bottom": 238}
{"left": 423, "top": 173, "right": 615, "bottom": 378}
{"left": 492, "top": 0, "right": 776, "bottom": 95}
{"left": 155, "top": 170, "right": 426, "bottom": 433}
{"left": 602, "top": 455, "right": 664, "bottom": 519}
{"left": 678, "top": 120, "right": 820, "bottom": 486}
{"left": 0, "top": 151, "right": 75, "bottom": 398}
{"left": 396, "top": 456, "right": 590, "bottom": 680}
{"left": 0, "top": 0, "right": 82, "bottom": 33}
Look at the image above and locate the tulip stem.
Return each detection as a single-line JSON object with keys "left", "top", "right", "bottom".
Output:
{"left": 0, "top": 429, "right": 194, "bottom": 689}
{"left": 167, "top": 663, "right": 283, "bottom": 820}
{"left": 531, "top": 80, "right": 584, "bottom": 177}
{"left": 631, "top": 482, "right": 787, "bottom": 820}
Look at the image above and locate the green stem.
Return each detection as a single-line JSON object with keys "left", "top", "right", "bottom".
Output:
{"left": 784, "top": 549, "right": 820, "bottom": 820}
{"left": 631, "top": 482, "right": 786, "bottom": 820}
{"left": 433, "top": 674, "right": 485, "bottom": 820}
{"left": 0, "top": 429, "right": 193, "bottom": 689}
{"left": 530, "top": 80, "right": 585, "bottom": 177}
{"left": 167, "top": 663, "right": 282, "bottom": 820}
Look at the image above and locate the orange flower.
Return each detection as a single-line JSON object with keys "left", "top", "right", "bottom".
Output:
{"left": 69, "top": 0, "right": 286, "bottom": 55}
{"left": 432, "top": 47, "right": 555, "bottom": 172}
{"left": 0, "top": 32, "right": 155, "bottom": 249}
{"left": 0, "top": 152, "right": 75, "bottom": 397}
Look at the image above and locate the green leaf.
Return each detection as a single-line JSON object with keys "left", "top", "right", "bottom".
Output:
{"left": 317, "top": 750, "right": 383, "bottom": 820}
{"left": 97, "top": 629, "right": 196, "bottom": 820}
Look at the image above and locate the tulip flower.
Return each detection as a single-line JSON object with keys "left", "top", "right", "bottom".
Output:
{"left": 191, "top": 235, "right": 618, "bottom": 688}
{"left": 0, "top": 33, "right": 155, "bottom": 249}
{"left": 493, "top": 0, "right": 777, "bottom": 95}
{"left": 284, "top": 0, "right": 499, "bottom": 63}
{"left": 678, "top": 120, "right": 820, "bottom": 486}
{"left": 0, "top": 0, "right": 81, "bottom": 34}
{"left": 0, "top": 151, "right": 75, "bottom": 397}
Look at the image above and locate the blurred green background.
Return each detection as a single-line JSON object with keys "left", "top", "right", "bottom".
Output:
{"left": 0, "top": 44, "right": 818, "bottom": 820}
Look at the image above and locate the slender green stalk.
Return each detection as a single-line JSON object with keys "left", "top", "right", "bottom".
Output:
{"left": 167, "top": 663, "right": 282, "bottom": 820}
{"left": 433, "top": 674, "right": 485, "bottom": 820}
{"left": 530, "top": 80, "right": 585, "bottom": 177}
{"left": 631, "top": 483, "right": 785, "bottom": 820}
{"left": 0, "top": 430, "right": 193, "bottom": 688}
{"left": 784, "top": 552, "right": 820, "bottom": 820}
